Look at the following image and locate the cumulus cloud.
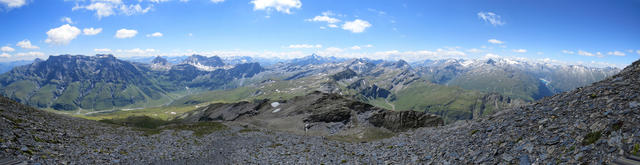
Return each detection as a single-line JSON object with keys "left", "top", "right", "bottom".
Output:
{"left": 251, "top": 0, "right": 301, "bottom": 14}
{"left": 115, "top": 28, "right": 138, "bottom": 39}
{"left": 488, "top": 39, "right": 504, "bottom": 44}
{"left": 94, "top": 48, "right": 112, "bottom": 52}
{"left": 0, "top": 53, "right": 9, "bottom": 58}
{"left": 83, "top": 28, "right": 102, "bottom": 35}
{"left": 210, "top": 0, "right": 224, "bottom": 3}
{"left": 45, "top": 24, "right": 81, "bottom": 45}
{"left": 119, "top": 4, "right": 152, "bottom": 16}
{"left": 146, "top": 32, "right": 163, "bottom": 37}
{"left": 1, "top": 46, "right": 14, "bottom": 52}
{"left": 342, "top": 19, "right": 371, "bottom": 33}
{"left": 72, "top": 1, "right": 152, "bottom": 18}
{"left": 61, "top": 17, "right": 74, "bottom": 24}
{"left": 478, "top": 12, "right": 505, "bottom": 26}
{"left": 484, "top": 53, "right": 500, "bottom": 59}
{"left": 288, "top": 44, "right": 322, "bottom": 49}
{"left": 512, "top": 49, "right": 527, "bottom": 53}
{"left": 73, "top": 2, "right": 117, "bottom": 18}
{"left": 607, "top": 51, "right": 625, "bottom": 56}
{"left": 0, "top": 0, "right": 27, "bottom": 9}
{"left": 350, "top": 45, "right": 372, "bottom": 50}
{"left": 16, "top": 39, "right": 39, "bottom": 49}
{"left": 306, "top": 11, "right": 341, "bottom": 27}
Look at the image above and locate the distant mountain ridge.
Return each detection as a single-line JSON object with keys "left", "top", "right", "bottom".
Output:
{"left": 0, "top": 54, "right": 264, "bottom": 111}
{"left": 415, "top": 57, "right": 620, "bottom": 101}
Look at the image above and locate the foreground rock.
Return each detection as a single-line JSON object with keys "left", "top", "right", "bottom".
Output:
{"left": 177, "top": 91, "right": 443, "bottom": 137}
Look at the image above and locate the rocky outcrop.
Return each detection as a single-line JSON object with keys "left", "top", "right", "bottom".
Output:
{"left": 331, "top": 68, "right": 357, "bottom": 81}
{"left": 369, "top": 110, "right": 443, "bottom": 132}
{"left": 181, "top": 55, "right": 225, "bottom": 68}
{"left": 178, "top": 91, "right": 443, "bottom": 135}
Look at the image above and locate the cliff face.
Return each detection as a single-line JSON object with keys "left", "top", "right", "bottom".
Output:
{"left": 178, "top": 91, "right": 443, "bottom": 136}
{"left": 369, "top": 110, "right": 443, "bottom": 132}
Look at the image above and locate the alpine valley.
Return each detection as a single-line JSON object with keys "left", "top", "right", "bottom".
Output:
{"left": 0, "top": 54, "right": 618, "bottom": 123}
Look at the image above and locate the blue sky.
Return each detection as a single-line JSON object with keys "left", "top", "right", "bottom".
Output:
{"left": 0, "top": 0, "right": 639, "bottom": 67}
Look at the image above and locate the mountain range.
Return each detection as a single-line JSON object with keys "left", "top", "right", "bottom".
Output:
{"left": 0, "top": 57, "right": 637, "bottom": 164}
{"left": 0, "top": 54, "right": 263, "bottom": 111}
{"left": 0, "top": 54, "right": 619, "bottom": 122}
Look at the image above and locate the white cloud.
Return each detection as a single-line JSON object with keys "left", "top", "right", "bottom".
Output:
{"left": 306, "top": 12, "right": 340, "bottom": 24}
{"left": 637, "top": 50, "right": 640, "bottom": 55}
{"left": 328, "top": 24, "right": 338, "bottom": 28}
{"left": 323, "top": 47, "right": 344, "bottom": 53}
{"left": 466, "top": 48, "right": 482, "bottom": 53}
{"left": 349, "top": 44, "right": 372, "bottom": 50}
{"left": 16, "top": 39, "right": 39, "bottom": 49}
{"left": 211, "top": 0, "right": 224, "bottom": 3}
{"left": 562, "top": 50, "right": 574, "bottom": 54}
{"left": 45, "top": 24, "right": 81, "bottom": 45}
{"left": 577, "top": 50, "right": 595, "bottom": 57}
{"left": 607, "top": 51, "right": 625, "bottom": 56}
{"left": 0, "top": 53, "right": 9, "bottom": 58}
{"left": 146, "top": 32, "right": 163, "bottom": 37}
{"left": 0, "top": 0, "right": 26, "bottom": 9}
{"left": 512, "top": 49, "right": 527, "bottom": 53}
{"left": 487, "top": 39, "right": 503, "bottom": 44}
{"left": 15, "top": 51, "right": 44, "bottom": 57}
{"left": 119, "top": 4, "right": 152, "bottom": 16}
{"left": 1, "top": 46, "right": 14, "bottom": 52}
{"left": 115, "top": 28, "right": 138, "bottom": 39}
{"left": 73, "top": 2, "right": 117, "bottom": 18}
{"left": 94, "top": 48, "right": 112, "bottom": 52}
{"left": 484, "top": 53, "right": 500, "bottom": 59}
{"left": 251, "top": 0, "right": 301, "bottom": 14}
{"left": 83, "top": 28, "right": 103, "bottom": 35}
{"left": 61, "top": 17, "right": 74, "bottom": 24}
{"left": 477, "top": 12, "right": 505, "bottom": 26}
{"left": 72, "top": 1, "right": 153, "bottom": 18}
{"left": 342, "top": 19, "right": 371, "bottom": 33}
{"left": 122, "top": 48, "right": 157, "bottom": 54}
{"left": 288, "top": 44, "right": 322, "bottom": 49}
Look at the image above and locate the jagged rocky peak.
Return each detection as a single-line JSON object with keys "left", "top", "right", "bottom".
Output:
{"left": 182, "top": 54, "right": 225, "bottom": 67}
{"left": 150, "top": 56, "right": 171, "bottom": 70}
{"left": 151, "top": 56, "right": 169, "bottom": 65}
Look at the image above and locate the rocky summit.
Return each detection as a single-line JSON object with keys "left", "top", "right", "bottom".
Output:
{"left": 0, "top": 60, "right": 639, "bottom": 164}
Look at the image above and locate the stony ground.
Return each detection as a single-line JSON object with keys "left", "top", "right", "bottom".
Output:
{"left": 1, "top": 61, "right": 639, "bottom": 164}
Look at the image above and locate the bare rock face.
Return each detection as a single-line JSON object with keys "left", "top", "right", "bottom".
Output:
{"left": 369, "top": 110, "right": 443, "bottom": 132}
{"left": 178, "top": 91, "right": 444, "bottom": 135}
{"left": 191, "top": 100, "right": 266, "bottom": 122}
